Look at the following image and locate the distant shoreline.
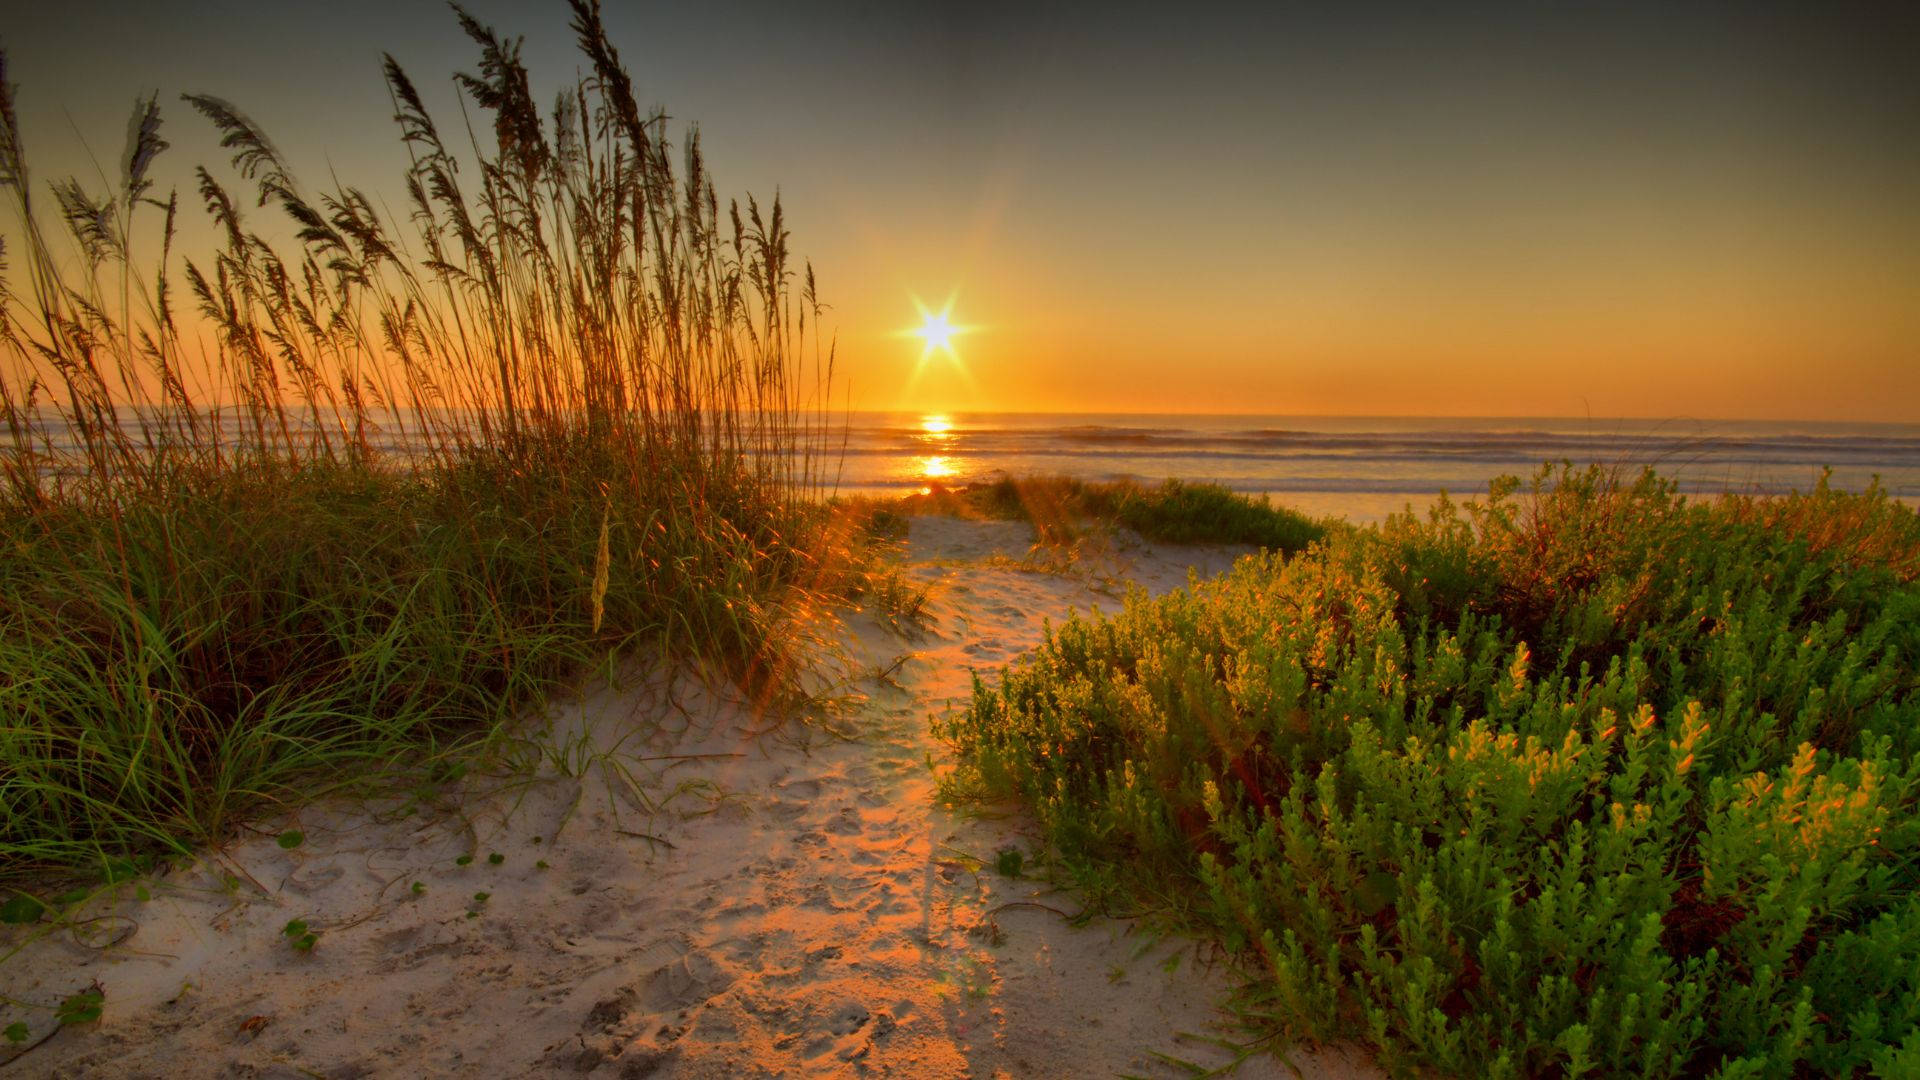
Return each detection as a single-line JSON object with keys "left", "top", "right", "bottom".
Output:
{"left": 819, "top": 412, "right": 1920, "bottom": 524}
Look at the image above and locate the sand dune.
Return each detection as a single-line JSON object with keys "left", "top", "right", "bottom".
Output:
{"left": 5, "top": 517, "right": 1377, "bottom": 1079}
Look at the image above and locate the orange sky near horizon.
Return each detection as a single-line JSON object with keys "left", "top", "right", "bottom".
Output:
{"left": 4, "top": 1, "right": 1918, "bottom": 424}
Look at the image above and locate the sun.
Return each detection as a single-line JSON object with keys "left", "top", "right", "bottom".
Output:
{"left": 893, "top": 293, "right": 980, "bottom": 401}
{"left": 902, "top": 296, "right": 970, "bottom": 361}
{"left": 917, "top": 313, "right": 957, "bottom": 353}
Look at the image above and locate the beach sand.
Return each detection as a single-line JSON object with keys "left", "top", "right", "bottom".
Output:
{"left": 4, "top": 516, "right": 1380, "bottom": 1079}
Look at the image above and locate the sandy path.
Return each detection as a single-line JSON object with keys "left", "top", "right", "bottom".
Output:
{"left": 4, "top": 517, "right": 1378, "bottom": 1079}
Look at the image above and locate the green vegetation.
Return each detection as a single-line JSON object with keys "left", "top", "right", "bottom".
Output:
{"left": 53, "top": 990, "right": 102, "bottom": 1027}
{"left": 0, "top": 4, "right": 840, "bottom": 881}
{"left": 943, "top": 466, "right": 1920, "bottom": 1077}
{"left": 281, "top": 919, "right": 317, "bottom": 954}
{"left": 905, "top": 474, "right": 1326, "bottom": 553}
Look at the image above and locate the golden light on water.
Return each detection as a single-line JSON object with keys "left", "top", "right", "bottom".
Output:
{"left": 913, "top": 416, "right": 958, "bottom": 485}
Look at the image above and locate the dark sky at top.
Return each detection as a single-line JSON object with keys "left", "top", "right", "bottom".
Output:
{"left": 5, "top": 1, "right": 1918, "bottom": 417}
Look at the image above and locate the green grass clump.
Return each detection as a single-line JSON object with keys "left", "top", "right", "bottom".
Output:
{"left": 1105, "top": 478, "right": 1325, "bottom": 551}
{"left": 942, "top": 465, "right": 1920, "bottom": 1078}
{"left": 0, "top": 4, "right": 842, "bottom": 882}
{"left": 906, "top": 475, "right": 1325, "bottom": 553}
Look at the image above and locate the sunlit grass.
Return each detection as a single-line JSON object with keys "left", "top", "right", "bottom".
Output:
{"left": 0, "top": 3, "right": 843, "bottom": 881}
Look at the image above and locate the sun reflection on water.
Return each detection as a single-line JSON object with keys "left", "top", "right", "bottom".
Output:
{"left": 909, "top": 415, "right": 962, "bottom": 487}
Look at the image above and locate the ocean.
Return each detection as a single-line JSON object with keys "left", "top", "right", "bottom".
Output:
{"left": 19, "top": 409, "right": 1919, "bottom": 526}
{"left": 825, "top": 413, "right": 1920, "bottom": 524}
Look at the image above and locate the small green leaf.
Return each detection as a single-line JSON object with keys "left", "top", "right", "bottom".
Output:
{"left": 487, "top": 852, "right": 504, "bottom": 866}
{"left": 1, "top": 893, "right": 47, "bottom": 925}
{"left": 135, "top": 885, "right": 151, "bottom": 902}
{"left": 282, "top": 919, "right": 317, "bottom": 952}
{"left": 410, "top": 881, "right": 426, "bottom": 896}
{"left": 534, "top": 860, "right": 550, "bottom": 871}
{"left": 454, "top": 854, "right": 474, "bottom": 867}
{"left": 472, "top": 891, "right": 490, "bottom": 904}
{"left": 56, "top": 990, "right": 103, "bottom": 1026}
{"left": 50, "top": 888, "right": 89, "bottom": 907}
{"left": 4, "top": 1021, "right": 29, "bottom": 1043}
{"left": 994, "top": 847, "right": 1024, "bottom": 879}
{"left": 276, "top": 830, "right": 305, "bottom": 850}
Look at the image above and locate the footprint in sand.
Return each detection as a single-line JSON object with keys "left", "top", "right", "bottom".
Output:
{"left": 280, "top": 861, "right": 346, "bottom": 895}
{"left": 823, "top": 807, "right": 864, "bottom": 836}
{"left": 575, "top": 937, "right": 736, "bottom": 1031}
{"left": 800, "top": 882, "right": 852, "bottom": 912}
{"left": 826, "top": 998, "right": 870, "bottom": 1036}
{"left": 774, "top": 777, "right": 826, "bottom": 799}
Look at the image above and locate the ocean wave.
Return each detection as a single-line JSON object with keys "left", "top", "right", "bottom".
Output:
{"left": 832, "top": 470, "right": 1908, "bottom": 500}
{"left": 847, "top": 422, "right": 1920, "bottom": 462}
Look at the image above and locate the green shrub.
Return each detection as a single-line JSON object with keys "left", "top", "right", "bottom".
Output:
{"left": 1111, "top": 479, "right": 1326, "bottom": 552}
{"left": 911, "top": 474, "right": 1326, "bottom": 553}
{"left": 943, "top": 465, "right": 1920, "bottom": 1077}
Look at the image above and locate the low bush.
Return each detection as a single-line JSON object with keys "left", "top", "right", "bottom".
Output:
{"left": 943, "top": 465, "right": 1920, "bottom": 1077}
{"left": 908, "top": 474, "right": 1326, "bottom": 553}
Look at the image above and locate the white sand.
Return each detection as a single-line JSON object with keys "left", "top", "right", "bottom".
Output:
{"left": 3, "top": 516, "right": 1380, "bottom": 1079}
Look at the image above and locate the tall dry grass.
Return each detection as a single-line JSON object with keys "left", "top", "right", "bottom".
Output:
{"left": 0, "top": 2, "right": 839, "bottom": 879}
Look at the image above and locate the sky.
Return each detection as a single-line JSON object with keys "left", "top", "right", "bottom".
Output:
{"left": 4, "top": 0, "right": 1918, "bottom": 421}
